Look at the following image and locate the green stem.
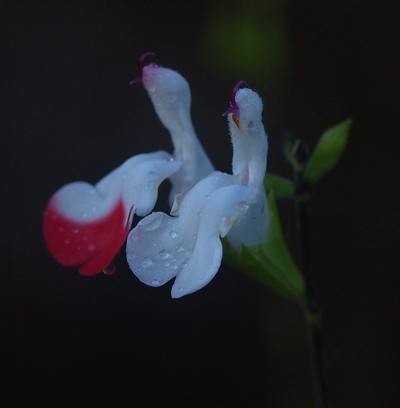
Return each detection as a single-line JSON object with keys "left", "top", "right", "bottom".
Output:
{"left": 295, "top": 170, "right": 331, "bottom": 408}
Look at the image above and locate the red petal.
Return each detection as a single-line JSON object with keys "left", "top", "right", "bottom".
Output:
{"left": 43, "top": 197, "right": 131, "bottom": 275}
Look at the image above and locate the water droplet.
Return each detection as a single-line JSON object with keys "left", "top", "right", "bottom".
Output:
{"left": 172, "top": 264, "right": 178, "bottom": 270}
{"left": 180, "top": 262, "right": 187, "bottom": 268}
{"left": 147, "top": 171, "right": 157, "bottom": 181}
{"left": 197, "top": 212, "right": 204, "bottom": 217}
{"left": 164, "top": 262, "right": 170, "bottom": 267}
{"left": 237, "top": 201, "right": 249, "bottom": 211}
{"left": 175, "top": 244, "right": 184, "bottom": 252}
{"left": 141, "top": 258, "right": 153, "bottom": 268}
{"left": 88, "top": 244, "right": 96, "bottom": 251}
{"left": 58, "top": 227, "right": 65, "bottom": 233}
{"left": 127, "top": 253, "right": 136, "bottom": 260}
{"left": 130, "top": 234, "right": 137, "bottom": 241}
{"left": 152, "top": 242, "right": 157, "bottom": 247}
{"left": 169, "top": 231, "right": 177, "bottom": 238}
{"left": 159, "top": 249, "right": 170, "bottom": 259}
{"left": 151, "top": 279, "right": 160, "bottom": 286}
{"left": 168, "top": 157, "right": 174, "bottom": 162}
{"left": 185, "top": 250, "right": 192, "bottom": 258}
{"left": 178, "top": 287, "right": 183, "bottom": 292}
{"left": 220, "top": 216, "right": 226, "bottom": 221}
{"left": 135, "top": 184, "right": 142, "bottom": 191}
{"left": 64, "top": 239, "right": 71, "bottom": 245}
{"left": 103, "top": 263, "right": 116, "bottom": 275}
{"left": 73, "top": 228, "right": 79, "bottom": 234}
{"left": 141, "top": 215, "right": 162, "bottom": 231}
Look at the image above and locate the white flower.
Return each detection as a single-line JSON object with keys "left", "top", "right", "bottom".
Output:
{"left": 43, "top": 152, "right": 181, "bottom": 276}
{"left": 126, "top": 83, "right": 269, "bottom": 297}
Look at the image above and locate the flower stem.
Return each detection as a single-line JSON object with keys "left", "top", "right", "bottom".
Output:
{"left": 294, "top": 157, "right": 332, "bottom": 408}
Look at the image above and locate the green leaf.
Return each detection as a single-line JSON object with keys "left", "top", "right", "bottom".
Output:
{"left": 222, "top": 189, "right": 305, "bottom": 299}
{"left": 263, "top": 173, "right": 295, "bottom": 199}
{"left": 305, "top": 119, "right": 352, "bottom": 183}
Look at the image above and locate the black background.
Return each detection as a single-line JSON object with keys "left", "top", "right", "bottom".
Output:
{"left": 1, "top": 1, "right": 398, "bottom": 407}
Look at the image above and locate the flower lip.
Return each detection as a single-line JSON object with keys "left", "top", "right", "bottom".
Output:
{"left": 222, "top": 80, "right": 248, "bottom": 126}
{"left": 130, "top": 52, "right": 158, "bottom": 85}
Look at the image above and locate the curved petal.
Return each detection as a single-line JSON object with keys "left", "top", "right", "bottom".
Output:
{"left": 43, "top": 151, "right": 181, "bottom": 275}
{"left": 139, "top": 61, "right": 214, "bottom": 201}
{"left": 126, "top": 171, "right": 257, "bottom": 297}
{"left": 43, "top": 195, "right": 131, "bottom": 275}
{"left": 227, "top": 186, "right": 269, "bottom": 252}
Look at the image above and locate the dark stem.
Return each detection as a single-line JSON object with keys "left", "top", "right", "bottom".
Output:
{"left": 295, "top": 168, "right": 332, "bottom": 408}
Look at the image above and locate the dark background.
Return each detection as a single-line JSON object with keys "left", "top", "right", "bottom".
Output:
{"left": 1, "top": 1, "right": 398, "bottom": 407}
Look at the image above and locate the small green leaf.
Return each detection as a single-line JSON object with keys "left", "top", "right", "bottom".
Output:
{"left": 305, "top": 119, "right": 352, "bottom": 183}
{"left": 222, "top": 190, "right": 305, "bottom": 299}
{"left": 263, "top": 173, "right": 295, "bottom": 199}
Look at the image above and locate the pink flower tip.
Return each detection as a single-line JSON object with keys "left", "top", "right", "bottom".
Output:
{"left": 222, "top": 80, "right": 248, "bottom": 118}
{"left": 130, "top": 52, "right": 158, "bottom": 85}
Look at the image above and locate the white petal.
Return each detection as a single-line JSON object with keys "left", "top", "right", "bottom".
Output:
{"left": 227, "top": 186, "right": 269, "bottom": 252}
{"left": 141, "top": 65, "right": 214, "bottom": 200}
{"left": 127, "top": 171, "right": 256, "bottom": 297}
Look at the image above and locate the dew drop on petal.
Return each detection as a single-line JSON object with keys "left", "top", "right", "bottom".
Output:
{"left": 180, "top": 262, "right": 187, "bottom": 268}
{"left": 164, "top": 261, "right": 170, "bottom": 267}
{"left": 159, "top": 249, "right": 170, "bottom": 259}
{"left": 127, "top": 253, "right": 136, "bottom": 260}
{"left": 147, "top": 171, "right": 157, "bottom": 181}
{"left": 237, "top": 201, "right": 249, "bottom": 211}
{"left": 172, "top": 264, "right": 178, "bottom": 270}
{"left": 175, "top": 244, "right": 184, "bottom": 252}
{"left": 88, "top": 244, "right": 96, "bottom": 252}
{"left": 73, "top": 229, "right": 79, "bottom": 234}
{"left": 169, "top": 231, "right": 177, "bottom": 238}
{"left": 103, "top": 263, "right": 116, "bottom": 275}
{"left": 141, "top": 258, "right": 153, "bottom": 268}
{"left": 135, "top": 184, "right": 142, "bottom": 191}
{"left": 197, "top": 212, "right": 204, "bottom": 217}
{"left": 185, "top": 250, "right": 192, "bottom": 258}
{"left": 151, "top": 279, "right": 160, "bottom": 286}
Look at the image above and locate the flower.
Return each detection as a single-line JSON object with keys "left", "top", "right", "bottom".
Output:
{"left": 126, "top": 83, "right": 269, "bottom": 297}
{"left": 42, "top": 52, "right": 213, "bottom": 276}
{"left": 43, "top": 151, "right": 181, "bottom": 276}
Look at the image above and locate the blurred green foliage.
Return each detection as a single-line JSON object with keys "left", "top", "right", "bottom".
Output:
{"left": 202, "top": 0, "right": 291, "bottom": 87}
